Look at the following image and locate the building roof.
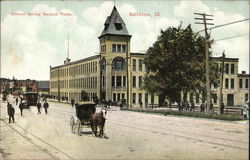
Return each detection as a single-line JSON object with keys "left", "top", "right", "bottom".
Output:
{"left": 210, "top": 57, "right": 239, "bottom": 62}
{"left": 99, "top": 6, "right": 131, "bottom": 38}
{"left": 237, "top": 74, "right": 250, "bottom": 77}
{"left": 131, "top": 52, "right": 146, "bottom": 56}
{"left": 51, "top": 55, "right": 99, "bottom": 70}
{"left": 38, "top": 81, "right": 49, "bottom": 89}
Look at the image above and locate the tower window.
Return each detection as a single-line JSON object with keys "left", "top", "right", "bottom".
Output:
{"left": 112, "top": 44, "right": 116, "bottom": 52}
{"left": 115, "top": 23, "right": 122, "bottom": 30}
{"left": 117, "top": 44, "right": 121, "bottom": 52}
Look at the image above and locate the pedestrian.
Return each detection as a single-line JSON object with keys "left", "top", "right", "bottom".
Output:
{"left": 15, "top": 97, "right": 18, "bottom": 105}
{"left": 221, "top": 101, "right": 225, "bottom": 114}
{"left": 139, "top": 101, "right": 143, "bottom": 108}
{"left": 185, "top": 101, "right": 190, "bottom": 111}
{"left": 37, "top": 100, "right": 42, "bottom": 114}
{"left": 200, "top": 103, "right": 205, "bottom": 112}
{"left": 169, "top": 102, "right": 172, "bottom": 111}
{"left": 7, "top": 102, "right": 15, "bottom": 123}
{"left": 19, "top": 101, "right": 25, "bottom": 116}
{"left": 43, "top": 100, "right": 49, "bottom": 114}
{"left": 71, "top": 98, "right": 75, "bottom": 107}
{"left": 190, "top": 101, "right": 195, "bottom": 112}
{"left": 210, "top": 101, "right": 214, "bottom": 113}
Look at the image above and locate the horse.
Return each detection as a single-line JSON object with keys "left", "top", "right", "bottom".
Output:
{"left": 90, "top": 111, "right": 106, "bottom": 138}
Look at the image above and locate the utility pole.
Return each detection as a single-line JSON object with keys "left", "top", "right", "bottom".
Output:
{"left": 219, "top": 51, "right": 225, "bottom": 114}
{"left": 57, "top": 68, "right": 60, "bottom": 102}
{"left": 194, "top": 13, "right": 214, "bottom": 113}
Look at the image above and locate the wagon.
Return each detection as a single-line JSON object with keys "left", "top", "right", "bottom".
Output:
{"left": 70, "top": 102, "right": 96, "bottom": 136}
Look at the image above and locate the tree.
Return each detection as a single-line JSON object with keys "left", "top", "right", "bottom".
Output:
{"left": 144, "top": 24, "right": 218, "bottom": 104}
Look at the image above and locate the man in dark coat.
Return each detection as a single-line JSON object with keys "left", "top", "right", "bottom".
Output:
{"left": 37, "top": 100, "right": 42, "bottom": 114}
{"left": 221, "top": 102, "right": 225, "bottom": 114}
{"left": 15, "top": 97, "right": 18, "bottom": 105}
{"left": 71, "top": 98, "right": 75, "bottom": 107}
{"left": 7, "top": 102, "right": 15, "bottom": 123}
{"left": 19, "top": 101, "right": 25, "bottom": 116}
{"left": 43, "top": 100, "right": 49, "bottom": 114}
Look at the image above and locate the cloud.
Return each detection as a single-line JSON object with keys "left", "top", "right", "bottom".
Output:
{"left": 174, "top": 0, "right": 210, "bottom": 17}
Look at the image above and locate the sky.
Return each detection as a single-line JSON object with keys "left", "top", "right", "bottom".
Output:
{"left": 1, "top": 0, "right": 249, "bottom": 80}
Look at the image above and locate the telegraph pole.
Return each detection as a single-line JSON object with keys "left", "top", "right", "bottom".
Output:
{"left": 219, "top": 51, "right": 225, "bottom": 114}
{"left": 194, "top": 13, "right": 214, "bottom": 113}
{"left": 57, "top": 68, "right": 60, "bottom": 102}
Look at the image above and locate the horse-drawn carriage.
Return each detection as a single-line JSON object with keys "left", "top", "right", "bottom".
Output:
{"left": 70, "top": 102, "right": 106, "bottom": 137}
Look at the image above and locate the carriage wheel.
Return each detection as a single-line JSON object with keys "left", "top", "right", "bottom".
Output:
{"left": 70, "top": 116, "right": 75, "bottom": 133}
{"left": 76, "top": 119, "right": 82, "bottom": 136}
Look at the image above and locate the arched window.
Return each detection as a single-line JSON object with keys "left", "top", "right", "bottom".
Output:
{"left": 112, "top": 57, "right": 126, "bottom": 70}
{"left": 100, "top": 58, "right": 106, "bottom": 71}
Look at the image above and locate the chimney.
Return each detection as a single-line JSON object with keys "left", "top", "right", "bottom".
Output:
{"left": 242, "top": 71, "right": 246, "bottom": 74}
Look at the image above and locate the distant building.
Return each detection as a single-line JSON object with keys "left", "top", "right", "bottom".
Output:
{"left": 0, "top": 78, "right": 38, "bottom": 94}
{"left": 0, "top": 78, "right": 10, "bottom": 93}
{"left": 185, "top": 57, "right": 249, "bottom": 107}
{"left": 38, "top": 81, "right": 49, "bottom": 95}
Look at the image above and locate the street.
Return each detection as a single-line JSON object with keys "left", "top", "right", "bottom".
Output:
{"left": 0, "top": 100, "right": 249, "bottom": 160}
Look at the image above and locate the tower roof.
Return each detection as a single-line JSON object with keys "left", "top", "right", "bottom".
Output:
{"left": 99, "top": 6, "right": 130, "bottom": 38}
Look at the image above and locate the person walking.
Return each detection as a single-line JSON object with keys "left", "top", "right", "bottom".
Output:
{"left": 15, "top": 97, "right": 19, "bottom": 105}
{"left": 221, "top": 101, "right": 225, "bottom": 114}
{"left": 37, "top": 100, "right": 42, "bottom": 114}
{"left": 71, "top": 98, "right": 75, "bottom": 107}
{"left": 190, "top": 101, "right": 195, "bottom": 112}
{"left": 7, "top": 102, "right": 15, "bottom": 123}
{"left": 210, "top": 101, "right": 214, "bottom": 113}
{"left": 43, "top": 100, "right": 49, "bottom": 114}
{"left": 19, "top": 101, "right": 25, "bottom": 116}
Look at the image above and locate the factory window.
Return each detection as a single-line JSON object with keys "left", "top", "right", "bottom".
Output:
{"left": 112, "top": 44, "right": 116, "bottom": 52}
{"left": 231, "top": 64, "right": 235, "bottom": 74}
{"left": 231, "top": 79, "right": 234, "bottom": 89}
{"left": 122, "top": 45, "right": 126, "bottom": 52}
{"left": 112, "top": 57, "right": 126, "bottom": 70}
{"left": 246, "top": 79, "right": 249, "bottom": 88}
{"left": 133, "top": 59, "right": 136, "bottom": 71}
{"left": 139, "top": 60, "right": 143, "bottom": 71}
{"left": 117, "top": 44, "right": 121, "bottom": 52}
{"left": 132, "top": 93, "right": 136, "bottom": 104}
{"left": 112, "top": 76, "right": 115, "bottom": 87}
{"left": 133, "top": 76, "right": 136, "bottom": 88}
{"left": 123, "top": 76, "right": 126, "bottom": 87}
{"left": 225, "top": 79, "right": 229, "bottom": 89}
{"left": 225, "top": 64, "right": 229, "bottom": 74}
{"left": 114, "top": 23, "right": 122, "bottom": 30}
{"left": 116, "top": 76, "right": 122, "bottom": 87}
{"left": 139, "top": 76, "right": 143, "bottom": 89}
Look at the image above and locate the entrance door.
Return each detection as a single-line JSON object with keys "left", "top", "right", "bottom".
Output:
{"left": 227, "top": 94, "right": 234, "bottom": 106}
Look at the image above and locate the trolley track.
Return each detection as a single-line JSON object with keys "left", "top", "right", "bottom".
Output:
{"left": 52, "top": 107, "right": 248, "bottom": 147}
{"left": 0, "top": 114, "right": 75, "bottom": 160}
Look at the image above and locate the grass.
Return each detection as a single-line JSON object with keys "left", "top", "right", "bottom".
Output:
{"left": 121, "top": 108, "right": 244, "bottom": 121}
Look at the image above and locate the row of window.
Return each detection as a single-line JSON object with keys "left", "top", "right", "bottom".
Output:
{"left": 192, "top": 93, "right": 249, "bottom": 105}
{"left": 112, "top": 92, "right": 155, "bottom": 105}
{"left": 133, "top": 76, "right": 143, "bottom": 88}
{"left": 50, "top": 92, "right": 97, "bottom": 103}
{"left": 111, "top": 76, "right": 126, "bottom": 87}
{"left": 217, "top": 63, "right": 235, "bottom": 75}
{"left": 132, "top": 93, "right": 154, "bottom": 104}
{"left": 224, "top": 78, "right": 249, "bottom": 89}
{"left": 51, "top": 77, "right": 98, "bottom": 89}
{"left": 51, "top": 61, "right": 98, "bottom": 78}
{"left": 239, "top": 78, "right": 249, "bottom": 89}
{"left": 133, "top": 59, "right": 144, "bottom": 72}
{"left": 112, "top": 44, "right": 127, "bottom": 53}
